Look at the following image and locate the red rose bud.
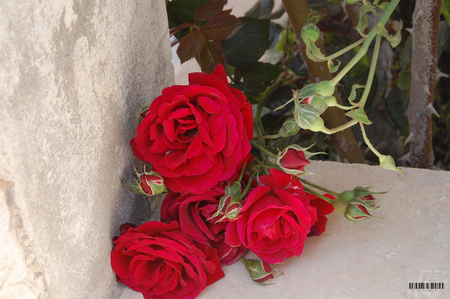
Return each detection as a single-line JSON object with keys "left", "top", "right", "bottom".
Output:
{"left": 140, "top": 172, "right": 167, "bottom": 196}
{"left": 137, "top": 106, "right": 149, "bottom": 123}
{"left": 277, "top": 145, "right": 310, "bottom": 175}
{"left": 122, "top": 168, "right": 167, "bottom": 196}
{"left": 332, "top": 187, "right": 384, "bottom": 221}
{"left": 211, "top": 194, "right": 242, "bottom": 222}
{"left": 240, "top": 258, "right": 280, "bottom": 284}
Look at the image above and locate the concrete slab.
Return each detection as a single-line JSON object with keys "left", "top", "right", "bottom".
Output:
{"left": 121, "top": 161, "right": 450, "bottom": 298}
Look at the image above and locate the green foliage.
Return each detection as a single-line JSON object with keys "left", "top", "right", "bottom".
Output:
{"left": 222, "top": 17, "right": 270, "bottom": 66}
{"left": 167, "top": 0, "right": 450, "bottom": 169}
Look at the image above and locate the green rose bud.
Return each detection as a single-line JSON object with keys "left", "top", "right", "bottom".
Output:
{"left": 301, "top": 23, "right": 321, "bottom": 42}
{"left": 315, "top": 80, "right": 335, "bottom": 97}
{"left": 308, "top": 116, "right": 326, "bottom": 132}
{"left": 332, "top": 187, "right": 383, "bottom": 221}
{"left": 240, "top": 258, "right": 280, "bottom": 284}
{"left": 379, "top": 154, "right": 403, "bottom": 172}
{"left": 279, "top": 118, "right": 300, "bottom": 137}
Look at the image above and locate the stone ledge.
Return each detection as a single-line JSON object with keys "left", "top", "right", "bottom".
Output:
{"left": 120, "top": 161, "right": 450, "bottom": 298}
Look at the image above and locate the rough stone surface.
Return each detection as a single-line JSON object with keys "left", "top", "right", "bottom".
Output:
{"left": 0, "top": 1, "right": 174, "bottom": 298}
{"left": 122, "top": 161, "right": 450, "bottom": 298}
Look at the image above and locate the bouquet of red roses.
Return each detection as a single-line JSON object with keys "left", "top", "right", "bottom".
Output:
{"left": 111, "top": 65, "right": 382, "bottom": 299}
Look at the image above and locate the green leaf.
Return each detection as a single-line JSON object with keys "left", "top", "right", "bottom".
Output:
{"left": 269, "top": 22, "right": 284, "bottom": 49}
{"left": 222, "top": 17, "right": 270, "bottom": 66}
{"left": 346, "top": 109, "right": 372, "bottom": 124}
{"left": 356, "top": 4, "right": 377, "bottom": 35}
{"left": 385, "top": 20, "right": 403, "bottom": 48}
{"left": 304, "top": 40, "right": 326, "bottom": 62}
{"left": 437, "top": 21, "right": 450, "bottom": 59}
{"left": 202, "top": 12, "right": 245, "bottom": 41}
{"left": 286, "top": 54, "right": 308, "bottom": 76}
{"left": 194, "top": 0, "right": 226, "bottom": 22}
{"left": 236, "top": 62, "right": 283, "bottom": 95}
{"left": 397, "top": 69, "right": 411, "bottom": 91}
{"left": 177, "top": 30, "right": 207, "bottom": 63}
{"left": 399, "top": 34, "right": 412, "bottom": 69}
{"left": 245, "top": 0, "right": 274, "bottom": 19}
{"left": 384, "top": 87, "right": 408, "bottom": 133}
{"left": 442, "top": 0, "right": 450, "bottom": 26}
{"left": 167, "top": 0, "right": 211, "bottom": 26}
{"left": 377, "top": 2, "right": 389, "bottom": 10}
{"left": 327, "top": 59, "right": 341, "bottom": 73}
{"left": 348, "top": 84, "right": 365, "bottom": 104}
{"left": 344, "top": 0, "right": 360, "bottom": 4}
{"left": 196, "top": 41, "right": 226, "bottom": 73}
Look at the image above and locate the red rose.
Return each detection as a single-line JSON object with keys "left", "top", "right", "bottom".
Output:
{"left": 111, "top": 221, "right": 224, "bottom": 299}
{"left": 307, "top": 193, "right": 334, "bottom": 236}
{"left": 226, "top": 169, "right": 317, "bottom": 264}
{"left": 161, "top": 189, "right": 247, "bottom": 266}
{"left": 130, "top": 64, "right": 253, "bottom": 194}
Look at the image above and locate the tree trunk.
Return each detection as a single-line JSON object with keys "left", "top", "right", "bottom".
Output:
{"left": 407, "top": 0, "right": 442, "bottom": 168}
{"left": 282, "top": 0, "right": 364, "bottom": 163}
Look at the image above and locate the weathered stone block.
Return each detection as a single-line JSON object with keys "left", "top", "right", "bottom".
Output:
{"left": 0, "top": 1, "right": 173, "bottom": 297}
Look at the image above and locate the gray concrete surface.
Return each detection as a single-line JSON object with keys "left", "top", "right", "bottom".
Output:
{"left": 0, "top": 1, "right": 173, "bottom": 298}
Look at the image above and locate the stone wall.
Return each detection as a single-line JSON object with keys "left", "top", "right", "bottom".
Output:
{"left": 0, "top": 1, "right": 174, "bottom": 298}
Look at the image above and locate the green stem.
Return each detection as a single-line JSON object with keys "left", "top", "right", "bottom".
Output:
{"left": 359, "top": 122, "right": 382, "bottom": 158}
{"left": 324, "top": 38, "right": 366, "bottom": 61}
{"left": 299, "top": 178, "right": 340, "bottom": 197}
{"left": 359, "top": 34, "right": 382, "bottom": 109}
{"left": 255, "top": 73, "right": 285, "bottom": 136}
{"left": 239, "top": 173, "right": 256, "bottom": 200}
{"left": 334, "top": 103, "right": 357, "bottom": 110}
{"left": 253, "top": 134, "right": 281, "bottom": 140}
{"left": 321, "top": 119, "right": 359, "bottom": 135}
{"left": 250, "top": 140, "right": 278, "bottom": 159}
{"left": 330, "top": 0, "right": 400, "bottom": 86}
{"left": 302, "top": 186, "right": 334, "bottom": 204}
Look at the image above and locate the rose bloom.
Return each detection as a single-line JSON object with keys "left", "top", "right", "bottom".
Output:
{"left": 161, "top": 188, "right": 247, "bottom": 266}
{"left": 225, "top": 168, "right": 331, "bottom": 264}
{"left": 130, "top": 64, "right": 253, "bottom": 194}
{"left": 111, "top": 221, "right": 224, "bottom": 299}
{"left": 307, "top": 193, "right": 334, "bottom": 236}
